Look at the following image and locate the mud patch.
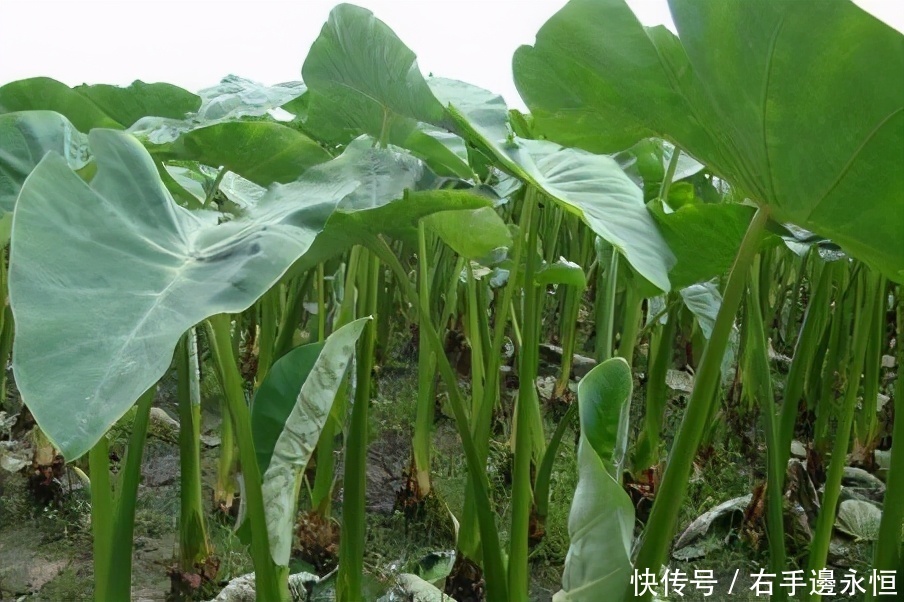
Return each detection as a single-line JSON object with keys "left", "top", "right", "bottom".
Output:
{"left": 0, "top": 527, "right": 69, "bottom": 597}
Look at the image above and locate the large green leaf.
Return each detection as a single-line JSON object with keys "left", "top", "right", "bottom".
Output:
{"left": 301, "top": 3, "right": 447, "bottom": 146}
{"left": 152, "top": 121, "right": 333, "bottom": 186}
{"left": 287, "top": 187, "right": 498, "bottom": 278}
{"left": 653, "top": 203, "right": 756, "bottom": 288}
{"left": 0, "top": 111, "right": 90, "bottom": 213}
{"left": 427, "top": 78, "right": 674, "bottom": 292}
{"left": 0, "top": 77, "right": 199, "bottom": 130}
{"left": 9, "top": 133, "right": 426, "bottom": 460}
{"left": 555, "top": 358, "right": 634, "bottom": 602}
{"left": 422, "top": 206, "right": 512, "bottom": 262}
{"left": 514, "top": 0, "right": 904, "bottom": 281}
{"left": 259, "top": 318, "right": 369, "bottom": 566}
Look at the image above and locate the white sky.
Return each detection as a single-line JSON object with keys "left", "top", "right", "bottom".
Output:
{"left": 1, "top": 0, "right": 902, "bottom": 111}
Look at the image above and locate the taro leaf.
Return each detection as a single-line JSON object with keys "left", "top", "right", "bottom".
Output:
{"left": 835, "top": 499, "right": 882, "bottom": 541}
{"left": 404, "top": 124, "right": 473, "bottom": 180}
{"left": 197, "top": 75, "right": 307, "bottom": 122}
{"left": 378, "top": 574, "right": 458, "bottom": 602}
{"left": 0, "top": 111, "right": 90, "bottom": 213}
{"left": 289, "top": 187, "right": 496, "bottom": 277}
{"left": 251, "top": 342, "right": 325, "bottom": 475}
{"left": 0, "top": 77, "right": 199, "bottom": 131}
{"left": 260, "top": 318, "right": 369, "bottom": 566}
{"left": 302, "top": 3, "right": 447, "bottom": 146}
{"left": 679, "top": 281, "right": 739, "bottom": 382}
{"left": 535, "top": 258, "right": 587, "bottom": 290}
{"left": 9, "top": 133, "right": 426, "bottom": 460}
{"left": 428, "top": 77, "right": 674, "bottom": 292}
{"left": 555, "top": 358, "right": 634, "bottom": 602}
{"left": 617, "top": 139, "right": 705, "bottom": 201}
{"left": 408, "top": 550, "right": 456, "bottom": 584}
{"left": 74, "top": 82, "right": 199, "bottom": 129}
{"left": 679, "top": 282, "right": 721, "bottom": 340}
{"left": 164, "top": 165, "right": 209, "bottom": 203}
{"left": 153, "top": 121, "right": 333, "bottom": 186}
{"left": 514, "top": 0, "right": 904, "bottom": 282}
{"left": 423, "top": 206, "right": 511, "bottom": 262}
{"left": 672, "top": 495, "right": 753, "bottom": 560}
{"left": 652, "top": 202, "right": 758, "bottom": 288}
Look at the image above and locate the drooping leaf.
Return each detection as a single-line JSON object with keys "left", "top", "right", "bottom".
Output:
{"left": 835, "top": 499, "right": 882, "bottom": 541}
{"left": 0, "top": 111, "right": 90, "bottom": 213}
{"left": 680, "top": 280, "right": 739, "bottom": 381}
{"left": 9, "top": 133, "right": 426, "bottom": 460}
{"left": 289, "top": 187, "right": 497, "bottom": 277}
{"left": 535, "top": 258, "right": 587, "bottom": 290}
{"left": 555, "top": 358, "right": 634, "bottom": 602}
{"left": 428, "top": 77, "right": 674, "bottom": 292}
{"left": 196, "top": 75, "right": 307, "bottom": 122}
{"left": 260, "top": 318, "right": 370, "bottom": 566}
{"left": 652, "top": 202, "right": 757, "bottom": 288}
{"left": 423, "top": 205, "right": 511, "bottom": 262}
{"left": 153, "top": 121, "right": 333, "bottom": 186}
{"left": 679, "top": 282, "right": 722, "bottom": 340}
{"left": 514, "top": 0, "right": 904, "bottom": 281}
{"left": 378, "top": 574, "right": 458, "bottom": 602}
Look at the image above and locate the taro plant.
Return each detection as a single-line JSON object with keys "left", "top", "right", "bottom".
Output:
{"left": 515, "top": 0, "right": 903, "bottom": 597}
{"left": 0, "top": 1, "right": 901, "bottom": 601}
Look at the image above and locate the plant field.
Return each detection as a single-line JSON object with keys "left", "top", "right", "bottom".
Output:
{"left": 0, "top": 0, "right": 901, "bottom": 600}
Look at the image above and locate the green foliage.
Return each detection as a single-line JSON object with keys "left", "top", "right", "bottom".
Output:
{"left": 555, "top": 358, "right": 634, "bottom": 601}
{"left": 515, "top": 0, "right": 904, "bottom": 281}
{"left": 0, "top": 2, "right": 899, "bottom": 601}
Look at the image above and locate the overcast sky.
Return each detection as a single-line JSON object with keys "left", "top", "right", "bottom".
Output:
{"left": 1, "top": 0, "right": 902, "bottom": 110}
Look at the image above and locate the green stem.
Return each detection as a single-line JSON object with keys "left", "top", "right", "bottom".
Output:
{"left": 460, "top": 206, "right": 525, "bottom": 561}
{"left": 317, "top": 263, "right": 327, "bottom": 341}
{"left": 176, "top": 330, "right": 211, "bottom": 572}
{"left": 413, "top": 222, "right": 436, "bottom": 497}
{"left": 204, "top": 167, "right": 227, "bottom": 208}
{"left": 534, "top": 401, "right": 578, "bottom": 521}
{"left": 256, "top": 288, "right": 279, "bottom": 386}
{"left": 206, "top": 315, "right": 287, "bottom": 602}
{"left": 633, "top": 297, "right": 677, "bottom": 473}
{"left": 633, "top": 207, "right": 769, "bottom": 591}
{"left": 274, "top": 271, "right": 316, "bottom": 361}
{"left": 870, "top": 290, "right": 904, "bottom": 588}
{"left": 510, "top": 190, "right": 540, "bottom": 600}
{"left": 776, "top": 261, "right": 834, "bottom": 474}
{"left": 337, "top": 250, "right": 379, "bottom": 602}
{"left": 597, "top": 248, "right": 619, "bottom": 362}
{"left": 312, "top": 250, "right": 360, "bottom": 516}
{"left": 616, "top": 280, "right": 642, "bottom": 368}
{"left": 745, "top": 260, "right": 787, "bottom": 600}
{"left": 806, "top": 270, "right": 879, "bottom": 601}
{"left": 89, "top": 435, "right": 113, "bottom": 602}
{"left": 107, "top": 386, "right": 156, "bottom": 600}
{"left": 466, "top": 263, "right": 486, "bottom": 417}
{"left": 364, "top": 233, "right": 509, "bottom": 601}
{"left": 659, "top": 146, "right": 681, "bottom": 206}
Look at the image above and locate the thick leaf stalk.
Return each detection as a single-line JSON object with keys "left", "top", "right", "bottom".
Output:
{"left": 633, "top": 207, "right": 769, "bottom": 590}
{"left": 176, "top": 331, "right": 212, "bottom": 572}
{"left": 743, "top": 260, "right": 787, "bottom": 600}
{"left": 336, "top": 250, "right": 379, "bottom": 602}
{"left": 806, "top": 270, "right": 880, "bottom": 600}
{"left": 206, "top": 315, "right": 287, "bottom": 602}
{"left": 870, "top": 289, "right": 904, "bottom": 591}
